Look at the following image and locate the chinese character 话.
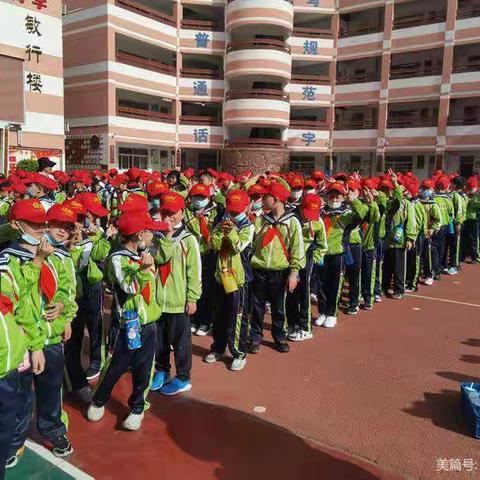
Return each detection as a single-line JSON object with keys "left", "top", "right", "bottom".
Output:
{"left": 302, "top": 86, "right": 316, "bottom": 101}
{"left": 303, "top": 40, "right": 318, "bottom": 55}
{"left": 25, "top": 45, "right": 42, "bottom": 63}
{"left": 193, "top": 80, "right": 208, "bottom": 96}
{"left": 26, "top": 72, "right": 43, "bottom": 93}
{"left": 195, "top": 32, "right": 210, "bottom": 48}
{"left": 194, "top": 128, "right": 208, "bottom": 143}
{"left": 25, "top": 15, "right": 42, "bottom": 36}
{"left": 302, "top": 132, "right": 316, "bottom": 147}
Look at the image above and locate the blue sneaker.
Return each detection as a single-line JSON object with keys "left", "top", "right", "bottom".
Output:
{"left": 151, "top": 371, "right": 169, "bottom": 391}
{"left": 159, "top": 377, "right": 192, "bottom": 396}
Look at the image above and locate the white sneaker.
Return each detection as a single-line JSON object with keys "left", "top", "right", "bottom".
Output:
{"left": 190, "top": 325, "right": 197, "bottom": 334}
{"left": 203, "top": 352, "right": 224, "bottom": 363}
{"left": 122, "top": 412, "right": 144, "bottom": 431}
{"left": 447, "top": 267, "right": 458, "bottom": 275}
{"left": 374, "top": 294, "right": 382, "bottom": 303}
{"left": 230, "top": 357, "right": 247, "bottom": 371}
{"left": 404, "top": 288, "right": 414, "bottom": 293}
{"left": 87, "top": 404, "right": 105, "bottom": 422}
{"left": 288, "top": 330, "right": 313, "bottom": 342}
{"left": 195, "top": 325, "right": 211, "bottom": 336}
{"left": 323, "top": 316, "right": 337, "bottom": 328}
{"left": 314, "top": 314, "right": 327, "bottom": 327}
{"left": 424, "top": 277, "right": 434, "bottom": 286}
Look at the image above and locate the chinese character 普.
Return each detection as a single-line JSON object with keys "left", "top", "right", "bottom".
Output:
{"left": 193, "top": 80, "right": 208, "bottom": 96}
{"left": 195, "top": 32, "right": 210, "bottom": 48}
{"left": 194, "top": 128, "right": 208, "bottom": 143}
{"left": 25, "top": 15, "right": 42, "bottom": 36}
{"left": 26, "top": 72, "right": 43, "bottom": 93}
{"left": 302, "top": 86, "right": 316, "bottom": 101}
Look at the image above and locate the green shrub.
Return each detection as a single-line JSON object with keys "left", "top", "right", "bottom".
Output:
{"left": 15, "top": 159, "right": 39, "bottom": 172}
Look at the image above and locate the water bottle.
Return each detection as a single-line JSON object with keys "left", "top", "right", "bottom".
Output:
{"left": 343, "top": 245, "right": 354, "bottom": 267}
{"left": 393, "top": 224, "right": 404, "bottom": 243}
{"left": 123, "top": 310, "right": 142, "bottom": 350}
{"left": 465, "top": 384, "right": 480, "bottom": 407}
{"left": 448, "top": 220, "right": 455, "bottom": 235}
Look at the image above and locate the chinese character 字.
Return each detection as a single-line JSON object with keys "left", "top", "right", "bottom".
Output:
{"left": 32, "top": 0, "right": 48, "bottom": 10}
{"left": 26, "top": 72, "right": 42, "bottom": 93}
{"left": 194, "top": 128, "right": 208, "bottom": 143}
{"left": 193, "top": 80, "right": 208, "bottom": 96}
{"left": 25, "top": 45, "right": 42, "bottom": 63}
{"left": 307, "top": 0, "right": 319, "bottom": 6}
{"left": 195, "top": 32, "right": 210, "bottom": 48}
{"left": 302, "top": 132, "right": 316, "bottom": 146}
{"left": 302, "top": 86, "right": 316, "bottom": 101}
{"left": 25, "top": 15, "right": 42, "bottom": 36}
{"left": 303, "top": 40, "right": 318, "bottom": 55}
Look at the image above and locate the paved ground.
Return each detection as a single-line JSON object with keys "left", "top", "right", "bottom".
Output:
{"left": 9, "top": 264, "right": 480, "bottom": 480}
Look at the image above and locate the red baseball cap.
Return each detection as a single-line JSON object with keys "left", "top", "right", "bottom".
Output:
{"left": 190, "top": 183, "right": 212, "bottom": 198}
{"left": 435, "top": 176, "right": 450, "bottom": 190}
{"left": 311, "top": 170, "right": 325, "bottom": 181}
{"left": 183, "top": 168, "right": 195, "bottom": 179}
{"left": 301, "top": 193, "right": 322, "bottom": 221}
{"left": 362, "top": 178, "right": 377, "bottom": 190}
{"left": 119, "top": 193, "right": 149, "bottom": 213}
{"left": 76, "top": 192, "right": 109, "bottom": 217}
{"left": 226, "top": 190, "right": 249, "bottom": 214}
{"left": 218, "top": 172, "right": 235, "bottom": 183}
{"left": 347, "top": 180, "right": 361, "bottom": 191}
{"left": 24, "top": 172, "right": 58, "bottom": 191}
{"left": 379, "top": 179, "right": 394, "bottom": 191}
{"left": 305, "top": 179, "right": 317, "bottom": 189}
{"left": 117, "top": 212, "right": 168, "bottom": 236}
{"left": 266, "top": 182, "right": 290, "bottom": 203}
{"left": 421, "top": 179, "right": 435, "bottom": 190}
{"left": 247, "top": 184, "right": 268, "bottom": 197}
{"left": 110, "top": 174, "right": 128, "bottom": 187}
{"left": 147, "top": 181, "right": 170, "bottom": 198}
{"left": 161, "top": 192, "right": 186, "bottom": 214}
{"left": 288, "top": 176, "right": 304, "bottom": 190}
{"left": 9, "top": 199, "right": 47, "bottom": 223}
{"left": 466, "top": 176, "right": 478, "bottom": 190}
{"left": 109, "top": 168, "right": 119, "bottom": 177}
{"left": 47, "top": 204, "right": 77, "bottom": 224}
{"left": 326, "top": 182, "right": 347, "bottom": 195}
{"left": 405, "top": 181, "right": 419, "bottom": 197}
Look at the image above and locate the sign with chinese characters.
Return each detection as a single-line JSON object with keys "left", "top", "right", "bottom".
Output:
{"left": 194, "top": 128, "right": 209, "bottom": 143}
{"left": 193, "top": 80, "right": 208, "bottom": 96}
{"left": 302, "top": 132, "right": 316, "bottom": 146}
{"left": 303, "top": 40, "right": 318, "bottom": 55}
{"left": 195, "top": 32, "right": 210, "bottom": 48}
{"left": 302, "top": 86, "right": 316, "bottom": 101}
{"left": 307, "top": 0, "right": 319, "bottom": 6}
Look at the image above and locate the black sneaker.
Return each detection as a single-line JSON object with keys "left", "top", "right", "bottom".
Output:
{"left": 248, "top": 341, "right": 261, "bottom": 354}
{"left": 50, "top": 435, "right": 73, "bottom": 457}
{"left": 347, "top": 305, "right": 360, "bottom": 315}
{"left": 274, "top": 341, "right": 290, "bottom": 353}
{"left": 361, "top": 303, "right": 373, "bottom": 311}
{"left": 85, "top": 367, "right": 101, "bottom": 381}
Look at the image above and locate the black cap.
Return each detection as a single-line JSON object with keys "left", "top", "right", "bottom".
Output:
{"left": 38, "top": 157, "right": 56, "bottom": 170}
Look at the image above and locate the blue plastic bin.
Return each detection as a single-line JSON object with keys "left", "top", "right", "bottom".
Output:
{"left": 461, "top": 382, "right": 480, "bottom": 438}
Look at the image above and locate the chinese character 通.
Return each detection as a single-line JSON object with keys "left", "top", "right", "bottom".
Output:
{"left": 195, "top": 32, "right": 210, "bottom": 48}
{"left": 307, "top": 0, "right": 319, "bottom": 6}
{"left": 26, "top": 72, "right": 42, "bottom": 93}
{"left": 302, "top": 86, "right": 316, "bottom": 101}
{"left": 25, "top": 45, "right": 42, "bottom": 63}
{"left": 194, "top": 128, "right": 209, "bottom": 143}
{"left": 193, "top": 80, "right": 208, "bottom": 96}
{"left": 32, "top": 0, "right": 48, "bottom": 10}
{"left": 303, "top": 40, "right": 318, "bottom": 55}
{"left": 302, "top": 132, "right": 316, "bottom": 146}
{"left": 25, "top": 15, "right": 42, "bottom": 36}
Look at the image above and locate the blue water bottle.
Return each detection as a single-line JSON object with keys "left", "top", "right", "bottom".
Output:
{"left": 123, "top": 310, "right": 142, "bottom": 350}
{"left": 343, "top": 245, "right": 354, "bottom": 267}
{"left": 393, "top": 224, "right": 404, "bottom": 243}
{"left": 448, "top": 219, "right": 455, "bottom": 235}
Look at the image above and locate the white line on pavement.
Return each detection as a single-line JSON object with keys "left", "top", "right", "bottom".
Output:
{"left": 406, "top": 294, "right": 480, "bottom": 308}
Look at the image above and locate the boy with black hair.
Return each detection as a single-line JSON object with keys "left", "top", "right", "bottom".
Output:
{"left": 446, "top": 176, "right": 467, "bottom": 274}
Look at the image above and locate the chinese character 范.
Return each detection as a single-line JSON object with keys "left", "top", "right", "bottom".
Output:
{"left": 303, "top": 40, "right": 318, "bottom": 55}
{"left": 302, "top": 132, "right": 316, "bottom": 146}
{"left": 194, "top": 128, "right": 208, "bottom": 143}
{"left": 26, "top": 72, "right": 42, "bottom": 93}
{"left": 195, "top": 32, "right": 210, "bottom": 48}
{"left": 25, "top": 15, "right": 42, "bottom": 36}
{"left": 25, "top": 45, "right": 42, "bottom": 63}
{"left": 302, "top": 86, "right": 316, "bottom": 101}
{"left": 193, "top": 80, "right": 208, "bottom": 96}
{"left": 32, "top": 0, "right": 48, "bottom": 10}
{"left": 307, "top": 0, "right": 319, "bottom": 6}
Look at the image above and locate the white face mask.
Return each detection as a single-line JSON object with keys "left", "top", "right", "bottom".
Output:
{"left": 328, "top": 200, "right": 342, "bottom": 210}
{"left": 173, "top": 221, "right": 183, "bottom": 229}
{"left": 290, "top": 190, "right": 303, "bottom": 202}
{"left": 305, "top": 189, "right": 316, "bottom": 195}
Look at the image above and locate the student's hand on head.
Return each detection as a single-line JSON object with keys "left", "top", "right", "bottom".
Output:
{"left": 185, "top": 302, "right": 197, "bottom": 316}
{"left": 63, "top": 322, "right": 72, "bottom": 342}
{"left": 31, "top": 350, "right": 45, "bottom": 375}
{"left": 45, "top": 302, "right": 64, "bottom": 321}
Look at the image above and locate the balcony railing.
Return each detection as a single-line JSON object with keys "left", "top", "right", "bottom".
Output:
{"left": 292, "top": 27, "right": 333, "bottom": 38}
{"left": 290, "top": 119, "right": 329, "bottom": 129}
{"left": 116, "top": 51, "right": 176, "bottom": 75}
{"left": 115, "top": 0, "right": 175, "bottom": 26}
{"left": 452, "top": 62, "right": 480, "bottom": 73}
{"left": 227, "top": 39, "right": 291, "bottom": 53}
{"left": 457, "top": 5, "right": 480, "bottom": 19}
{"left": 387, "top": 117, "right": 438, "bottom": 128}
{"left": 336, "top": 72, "right": 381, "bottom": 84}
{"left": 179, "top": 115, "right": 222, "bottom": 125}
{"left": 335, "top": 119, "right": 378, "bottom": 130}
{"left": 390, "top": 65, "right": 442, "bottom": 79}
{"left": 338, "top": 24, "right": 383, "bottom": 38}
{"left": 117, "top": 106, "right": 176, "bottom": 123}
{"left": 226, "top": 89, "right": 289, "bottom": 101}
{"left": 393, "top": 10, "right": 447, "bottom": 29}
{"left": 447, "top": 117, "right": 480, "bottom": 126}
{"left": 224, "top": 138, "right": 286, "bottom": 148}
{"left": 180, "top": 67, "right": 223, "bottom": 79}
{"left": 181, "top": 19, "right": 222, "bottom": 31}
{"left": 291, "top": 74, "right": 330, "bottom": 85}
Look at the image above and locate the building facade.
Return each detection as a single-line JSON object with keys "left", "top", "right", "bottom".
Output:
{"left": 63, "top": 0, "right": 480, "bottom": 177}
{"left": 0, "top": 0, "right": 65, "bottom": 174}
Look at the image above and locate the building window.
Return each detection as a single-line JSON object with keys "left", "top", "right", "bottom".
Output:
{"left": 417, "top": 155, "right": 425, "bottom": 170}
{"left": 385, "top": 156, "right": 413, "bottom": 173}
{"left": 290, "top": 156, "right": 315, "bottom": 174}
{"left": 118, "top": 147, "right": 148, "bottom": 170}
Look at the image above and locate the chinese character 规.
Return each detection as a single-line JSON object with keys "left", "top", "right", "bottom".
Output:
{"left": 32, "top": 0, "right": 48, "bottom": 10}
{"left": 302, "top": 86, "right": 316, "bottom": 101}
{"left": 25, "top": 15, "right": 42, "bottom": 36}
{"left": 26, "top": 72, "right": 42, "bottom": 93}
{"left": 25, "top": 45, "right": 42, "bottom": 63}
{"left": 193, "top": 80, "right": 208, "bottom": 96}
{"left": 195, "top": 32, "right": 210, "bottom": 48}
{"left": 194, "top": 128, "right": 208, "bottom": 143}
{"left": 302, "top": 132, "right": 316, "bottom": 146}
{"left": 303, "top": 40, "right": 318, "bottom": 55}
{"left": 307, "top": 0, "right": 319, "bottom": 6}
